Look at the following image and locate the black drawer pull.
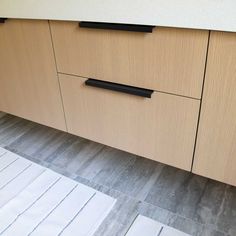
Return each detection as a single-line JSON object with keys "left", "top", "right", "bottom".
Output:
{"left": 0, "top": 18, "right": 7, "bottom": 23}
{"left": 79, "top": 22, "right": 155, "bottom": 33}
{"left": 85, "top": 79, "right": 154, "bottom": 98}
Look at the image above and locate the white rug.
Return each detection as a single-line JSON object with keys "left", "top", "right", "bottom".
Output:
{"left": 126, "top": 215, "right": 191, "bottom": 236}
{"left": 0, "top": 147, "right": 116, "bottom": 236}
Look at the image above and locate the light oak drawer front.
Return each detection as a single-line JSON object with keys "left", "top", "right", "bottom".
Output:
{"left": 59, "top": 74, "right": 200, "bottom": 171}
{"left": 193, "top": 32, "right": 236, "bottom": 186}
{"left": 51, "top": 21, "right": 209, "bottom": 99}
{"left": 0, "top": 20, "right": 66, "bottom": 131}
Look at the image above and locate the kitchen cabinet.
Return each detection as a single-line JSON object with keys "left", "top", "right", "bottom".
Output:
{"left": 193, "top": 31, "right": 236, "bottom": 186}
{"left": 0, "top": 20, "right": 66, "bottom": 131}
{"left": 59, "top": 74, "right": 200, "bottom": 171}
{"left": 2, "top": 19, "right": 236, "bottom": 185}
{"left": 50, "top": 21, "right": 209, "bottom": 99}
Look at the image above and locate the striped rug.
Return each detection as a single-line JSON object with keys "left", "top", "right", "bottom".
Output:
{"left": 0, "top": 147, "right": 116, "bottom": 236}
{"left": 126, "top": 215, "right": 191, "bottom": 236}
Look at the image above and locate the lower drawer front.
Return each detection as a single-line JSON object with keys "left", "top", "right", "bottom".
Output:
{"left": 59, "top": 74, "right": 200, "bottom": 171}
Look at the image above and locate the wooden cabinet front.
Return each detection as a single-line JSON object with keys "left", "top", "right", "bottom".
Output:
{"left": 0, "top": 20, "right": 66, "bottom": 131}
{"left": 193, "top": 31, "right": 236, "bottom": 186}
{"left": 59, "top": 74, "right": 200, "bottom": 171}
{"left": 50, "top": 21, "right": 209, "bottom": 99}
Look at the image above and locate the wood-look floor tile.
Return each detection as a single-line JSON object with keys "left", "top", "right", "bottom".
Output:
{"left": 169, "top": 215, "right": 226, "bottom": 236}
{"left": 44, "top": 135, "right": 79, "bottom": 163}
{"left": 0, "top": 114, "right": 16, "bottom": 127}
{"left": 0, "top": 114, "right": 234, "bottom": 236}
{"left": 216, "top": 186, "right": 236, "bottom": 236}
{"left": 112, "top": 157, "right": 164, "bottom": 200}
{"left": 0, "top": 115, "right": 21, "bottom": 129}
{"left": 0, "top": 112, "right": 6, "bottom": 119}
{"left": 137, "top": 202, "right": 176, "bottom": 226}
{"left": 145, "top": 166, "right": 190, "bottom": 210}
{"left": 89, "top": 147, "right": 137, "bottom": 187}
{"left": 30, "top": 132, "right": 72, "bottom": 161}
{"left": 200, "top": 227, "right": 226, "bottom": 236}
{"left": 195, "top": 180, "right": 227, "bottom": 225}
{"left": 0, "top": 118, "right": 34, "bottom": 146}
{"left": 51, "top": 138, "right": 104, "bottom": 174}
{"left": 8, "top": 125, "right": 59, "bottom": 156}
{"left": 174, "top": 175, "right": 208, "bottom": 219}
{"left": 74, "top": 147, "right": 136, "bottom": 185}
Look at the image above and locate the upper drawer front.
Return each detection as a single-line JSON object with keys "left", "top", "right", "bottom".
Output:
{"left": 59, "top": 74, "right": 200, "bottom": 171}
{"left": 50, "top": 21, "right": 209, "bottom": 99}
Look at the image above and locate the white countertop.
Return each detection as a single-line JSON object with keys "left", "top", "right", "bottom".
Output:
{"left": 0, "top": 0, "right": 236, "bottom": 32}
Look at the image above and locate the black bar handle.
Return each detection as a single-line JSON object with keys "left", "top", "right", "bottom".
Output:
{"left": 0, "top": 18, "right": 7, "bottom": 23}
{"left": 85, "top": 79, "right": 154, "bottom": 98}
{"left": 79, "top": 21, "right": 155, "bottom": 33}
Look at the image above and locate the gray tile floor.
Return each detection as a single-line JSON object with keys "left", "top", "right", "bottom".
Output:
{"left": 0, "top": 114, "right": 235, "bottom": 236}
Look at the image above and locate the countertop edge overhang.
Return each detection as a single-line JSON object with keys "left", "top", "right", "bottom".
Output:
{"left": 0, "top": 0, "right": 236, "bottom": 33}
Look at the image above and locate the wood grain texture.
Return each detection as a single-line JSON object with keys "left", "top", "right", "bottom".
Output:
{"left": 50, "top": 21, "right": 209, "bottom": 98}
{"left": 59, "top": 74, "right": 200, "bottom": 171}
{"left": 0, "top": 20, "right": 66, "bottom": 131}
{"left": 193, "top": 31, "right": 236, "bottom": 186}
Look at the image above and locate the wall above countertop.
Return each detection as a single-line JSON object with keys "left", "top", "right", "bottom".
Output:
{"left": 0, "top": 0, "right": 236, "bottom": 32}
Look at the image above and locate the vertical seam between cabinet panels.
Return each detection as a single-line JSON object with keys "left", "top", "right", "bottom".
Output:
{"left": 190, "top": 30, "right": 211, "bottom": 172}
{"left": 48, "top": 20, "right": 69, "bottom": 132}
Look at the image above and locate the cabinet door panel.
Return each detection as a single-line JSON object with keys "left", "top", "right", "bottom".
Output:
{"left": 193, "top": 31, "right": 236, "bottom": 186}
{"left": 0, "top": 20, "right": 66, "bottom": 131}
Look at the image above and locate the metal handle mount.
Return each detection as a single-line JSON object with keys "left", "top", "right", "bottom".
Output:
{"left": 79, "top": 21, "right": 155, "bottom": 33}
{"left": 85, "top": 79, "right": 154, "bottom": 98}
